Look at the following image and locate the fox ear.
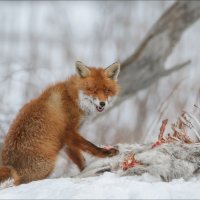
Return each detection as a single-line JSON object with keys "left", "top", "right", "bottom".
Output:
{"left": 105, "top": 62, "right": 120, "bottom": 81}
{"left": 75, "top": 61, "right": 91, "bottom": 78}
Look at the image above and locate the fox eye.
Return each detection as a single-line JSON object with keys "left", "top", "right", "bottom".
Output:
{"left": 105, "top": 88, "right": 111, "bottom": 95}
{"left": 87, "top": 87, "right": 93, "bottom": 91}
{"left": 86, "top": 87, "right": 92, "bottom": 93}
{"left": 87, "top": 87, "right": 97, "bottom": 94}
{"left": 87, "top": 88, "right": 91, "bottom": 91}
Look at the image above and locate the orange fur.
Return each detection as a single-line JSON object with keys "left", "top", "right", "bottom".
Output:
{"left": 0, "top": 64, "right": 120, "bottom": 186}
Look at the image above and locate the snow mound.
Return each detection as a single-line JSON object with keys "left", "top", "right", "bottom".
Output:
{"left": 1, "top": 172, "right": 200, "bottom": 199}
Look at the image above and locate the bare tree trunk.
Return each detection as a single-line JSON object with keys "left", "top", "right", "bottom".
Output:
{"left": 91, "top": 1, "right": 200, "bottom": 122}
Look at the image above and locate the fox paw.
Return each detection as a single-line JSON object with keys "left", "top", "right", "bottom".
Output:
{"left": 103, "top": 147, "right": 119, "bottom": 157}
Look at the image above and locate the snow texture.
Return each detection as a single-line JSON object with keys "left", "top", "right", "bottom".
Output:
{"left": 1, "top": 173, "right": 200, "bottom": 199}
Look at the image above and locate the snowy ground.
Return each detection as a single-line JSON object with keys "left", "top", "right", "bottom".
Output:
{"left": 1, "top": 172, "right": 200, "bottom": 199}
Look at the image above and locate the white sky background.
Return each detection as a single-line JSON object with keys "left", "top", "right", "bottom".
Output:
{"left": 0, "top": 1, "right": 200, "bottom": 144}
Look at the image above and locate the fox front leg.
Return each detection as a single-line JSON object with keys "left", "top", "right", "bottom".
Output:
{"left": 68, "top": 133, "right": 119, "bottom": 158}
{"left": 65, "top": 146, "right": 85, "bottom": 171}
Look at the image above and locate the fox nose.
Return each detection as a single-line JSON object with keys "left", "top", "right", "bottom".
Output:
{"left": 100, "top": 102, "right": 105, "bottom": 107}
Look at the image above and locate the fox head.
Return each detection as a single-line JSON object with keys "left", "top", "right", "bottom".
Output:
{"left": 75, "top": 61, "right": 120, "bottom": 114}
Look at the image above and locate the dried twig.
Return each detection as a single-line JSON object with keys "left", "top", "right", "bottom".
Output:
{"left": 152, "top": 108, "right": 200, "bottom": 148}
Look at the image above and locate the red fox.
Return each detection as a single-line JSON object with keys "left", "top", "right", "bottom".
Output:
{"left": 0, "top": 61, "right": 120, "bottom": 187}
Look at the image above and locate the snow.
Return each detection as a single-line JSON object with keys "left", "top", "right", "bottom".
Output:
{"left": 1, "top": 172, "right": 200, "bottom": 199}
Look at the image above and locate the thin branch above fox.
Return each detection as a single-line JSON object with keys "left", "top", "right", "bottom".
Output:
{"left": 0, "top": 61, "right": 120, "bottom": 187}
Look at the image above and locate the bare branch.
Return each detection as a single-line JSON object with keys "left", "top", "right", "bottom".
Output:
{"left": 160, "top": 60, "right": 191, "bottom": 78}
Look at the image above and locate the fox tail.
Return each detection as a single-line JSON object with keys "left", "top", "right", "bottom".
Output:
{"left": 0, "top": 166, "right": 19, "bottom": 189}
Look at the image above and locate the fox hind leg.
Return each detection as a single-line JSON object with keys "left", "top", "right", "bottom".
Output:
{"left": 14, "top": 157, "right": 55, "bottom": 184}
